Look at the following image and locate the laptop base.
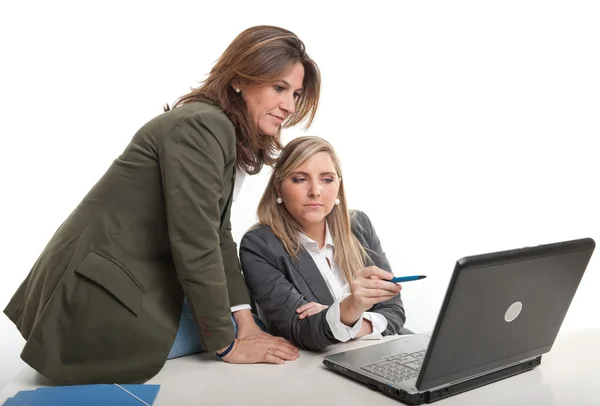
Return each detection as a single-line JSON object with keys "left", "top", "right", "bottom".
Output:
{"left": 323, "top": 355, "right": 542, "bottom": 404}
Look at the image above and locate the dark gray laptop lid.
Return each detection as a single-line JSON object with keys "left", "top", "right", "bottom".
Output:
{"left": 417, "top": 237, "right": 595, "bottom": 391}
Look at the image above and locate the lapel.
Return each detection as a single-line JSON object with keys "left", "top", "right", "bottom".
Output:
{"left": 287, "top": 247, "right": 335, "bottom": 306}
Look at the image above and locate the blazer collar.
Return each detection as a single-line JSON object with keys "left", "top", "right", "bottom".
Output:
{"left": 298, "top": 222, "right": 334, "bottom": 249}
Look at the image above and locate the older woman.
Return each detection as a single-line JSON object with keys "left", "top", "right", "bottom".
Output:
{"left": 4, "top": 25, "right": 320, "bottom": 384}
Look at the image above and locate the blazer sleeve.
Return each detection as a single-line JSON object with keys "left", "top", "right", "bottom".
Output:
{"left": 354, "top": 210, "right": 407, "bottom": 335}
{"left": 220, "top": 218, "right": 251, "bottom": 307}
{"left": 240, "top": 232, "right": 339, "bottom": 351}
{"left": 159, "top": 113, "right": 236, "bottom": 352}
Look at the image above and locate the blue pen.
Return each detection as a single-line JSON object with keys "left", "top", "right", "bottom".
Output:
{"left": 390, "top": 275, "right": 427, "bottom": 283}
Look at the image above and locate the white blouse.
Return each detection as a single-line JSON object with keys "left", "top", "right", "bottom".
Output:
{"left": 232, "top": 168, "right": 246, "bottom": 202}
{"left": 299, "top": 223, "right": 388, "bottom": 341}
{"left": 230, "top": 168, "right": 251, "bottom": 313}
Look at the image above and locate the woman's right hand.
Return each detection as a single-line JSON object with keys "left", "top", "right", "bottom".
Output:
{"left": 340, "top": 266, "right": 402, "bottom": 325}
{"left": 220, "top": 333, "right": 300, "bottom": 365}
{"left": 296, "top": 302, "right": 329, "bottom": 319}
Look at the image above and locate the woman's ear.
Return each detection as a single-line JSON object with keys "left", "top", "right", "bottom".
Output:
{"left": 231, "top": 80, "right": 243, "bottom": 93}
{"left": 275, "top": 179, "right": 284, "bottom": 197}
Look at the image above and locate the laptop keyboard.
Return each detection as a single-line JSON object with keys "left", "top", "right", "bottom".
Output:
{"left": 360, "top": 350, "right": 426, "bottom": 383}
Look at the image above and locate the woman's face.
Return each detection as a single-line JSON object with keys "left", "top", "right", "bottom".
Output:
{"left": 238, "top": 62, "right": 305, "bottom": 136}
{"left": 278, "top": 152, "right": 340, "bottom": 231}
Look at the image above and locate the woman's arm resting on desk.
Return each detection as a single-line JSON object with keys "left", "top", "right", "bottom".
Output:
{"left": 240, "top": 232, "right": 339, "bottom": 351}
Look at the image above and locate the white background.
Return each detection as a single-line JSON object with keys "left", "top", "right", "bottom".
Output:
{"left": 1, "top": 0, "right": 598, "bottom": 390}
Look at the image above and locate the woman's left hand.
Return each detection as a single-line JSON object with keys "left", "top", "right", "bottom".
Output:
{"left": 296, "top": 302, "right": 329, "bottom": 320}
{"left": 237, "top": 322, "right": 266, "bottom": 339}
{"left": 234, "top": 309, "right": 270, "bottom": 339}
{"left": 236, "top": 324, "right": 297, "bottom": 355}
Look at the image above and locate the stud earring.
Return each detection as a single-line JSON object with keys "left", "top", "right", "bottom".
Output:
{"left": 334, "top": 198, "right": 340, "bottom": 205}
{"left": 276, "top": 197, "right": 283, "bottom": 204}
{"left": 235, "top": 88, "right": 241, "bottom": 93}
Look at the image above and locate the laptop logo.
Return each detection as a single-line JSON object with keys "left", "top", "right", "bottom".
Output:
{"left": 504, "top": 302, "right": 523, "bottom": 322}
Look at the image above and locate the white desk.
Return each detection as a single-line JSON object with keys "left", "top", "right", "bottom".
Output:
{"left": 1, "top": 329, "right": 598, "bottom": 405}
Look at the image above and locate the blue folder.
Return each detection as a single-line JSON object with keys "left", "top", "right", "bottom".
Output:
{"left": 2, "top": 384, "right": 160, "bottom": 406}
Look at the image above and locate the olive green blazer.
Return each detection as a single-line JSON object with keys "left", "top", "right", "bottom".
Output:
{"left": 4, "top": 102, "right": 250, "bottom": 384}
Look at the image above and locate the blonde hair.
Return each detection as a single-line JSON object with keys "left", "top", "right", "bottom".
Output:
{"left": 256, "top": 136, "right": 366, "bottom": 283}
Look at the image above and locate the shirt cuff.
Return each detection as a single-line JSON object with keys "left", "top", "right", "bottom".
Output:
{"left": 230, "top": 304, "right": 252, "bottom": 313}
{"left": 360, "top": 312, "right": 388, "bottom": 340}
{"left": 325, "top": 293, "right": 363, "bottom": 342}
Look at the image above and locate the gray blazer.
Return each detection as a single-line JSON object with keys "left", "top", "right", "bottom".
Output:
{"left": 239, "top": 210, "right": 407, "bottom": 351}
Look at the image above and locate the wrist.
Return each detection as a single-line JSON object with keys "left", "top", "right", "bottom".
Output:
{"left": 216, "top": 339, "right": 236, "bottom": 359}
{"left": 232, "top": 309, "right": 254, "bottom": 327}
{"left": 355, "top": 318, "right": 373, "bottom": 338}
{"left": 340, "top": 296, "right": 362, "bottom": 326}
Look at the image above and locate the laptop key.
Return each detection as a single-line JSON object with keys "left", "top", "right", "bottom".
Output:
{"left": 368, "top": 370, "right": 388, "bottom": 378}
{"left": 403, "top": 360, "right": 422, "bottom": 370}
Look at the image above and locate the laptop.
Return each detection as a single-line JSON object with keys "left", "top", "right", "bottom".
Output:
{"left": 323, "top": 237, "right": 595, "bottom": 404}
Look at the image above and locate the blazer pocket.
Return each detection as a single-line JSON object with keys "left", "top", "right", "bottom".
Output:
{"left": 74, "top": 251, "right": 144, "bottom": 316}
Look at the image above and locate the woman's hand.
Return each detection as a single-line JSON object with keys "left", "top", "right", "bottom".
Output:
{"left": 233, "top": 309, "right": 264, "bottom": 338}
{"left": 236, "top": 321, "right": 265, "bottom": 339}
{"left": 220, "top": 334, "right": 299, "bottom": 365}
{"left": 340, "top": 266, "right": 401, "bottom": 326}
{"left": 224, "top": 309, "right": 299, "bottom": 364}
{"left": 296, "top": 302, "right": 329, "bottom": 319}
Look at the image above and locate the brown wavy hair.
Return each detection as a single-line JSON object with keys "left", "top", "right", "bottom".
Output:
{"left": 166, "top": 26, "right": 321, "bottom": 175}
